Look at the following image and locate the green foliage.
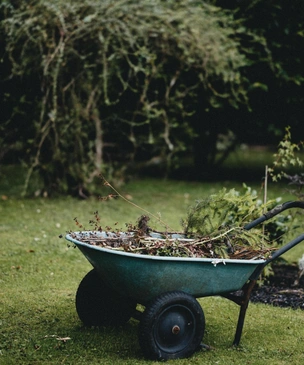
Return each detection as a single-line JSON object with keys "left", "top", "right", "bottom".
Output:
{"left": 183, "top": 187, "right": 257, "bottom": 235}
{"left": 268, "top": 125, "right": 304, "bottom": 250}
{"left": 2, "top": 0, "right": 304, "bottom": 194}
{"left": 1, "top": 0, "right": 256, "bottom": 195}
{"left": 269, "top": 126, "right": 304, "bottom": 183}
{"left": 182, "top": 186, "right": 290, "bottom": 245}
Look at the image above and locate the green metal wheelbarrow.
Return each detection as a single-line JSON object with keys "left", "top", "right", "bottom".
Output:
{"left": 65, "top": 201, "right": 304, "bottom": 360}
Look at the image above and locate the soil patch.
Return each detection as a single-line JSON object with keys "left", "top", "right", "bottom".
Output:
{"left": 250, "top": 264, "right": 304, "bottom": 310}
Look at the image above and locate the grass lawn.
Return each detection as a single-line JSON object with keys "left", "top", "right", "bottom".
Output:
{"left": 0, "top": 165, "right": 303, "bottom": 364}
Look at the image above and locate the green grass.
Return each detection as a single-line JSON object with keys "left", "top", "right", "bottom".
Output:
{"left": 1, "top": 165, "right": 304, "bottom": 364}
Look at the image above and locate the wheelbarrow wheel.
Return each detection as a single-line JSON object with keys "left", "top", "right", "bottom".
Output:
{"left": 76, "top": 269, "right": 136, "bottom": 326}
{"left": 138, "top": 291, "right": 205, "bottom": 360}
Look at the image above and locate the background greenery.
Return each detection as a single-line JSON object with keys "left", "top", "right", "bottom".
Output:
{"left": 1, "top": 0, "right": 304, "bottom": 195}
{"left": 1, "top": 1, "right": 303, "bottom": 363}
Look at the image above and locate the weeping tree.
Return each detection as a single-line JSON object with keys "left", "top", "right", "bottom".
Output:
{"left": 1, "top": 0, "right": 257, "bottom": 195}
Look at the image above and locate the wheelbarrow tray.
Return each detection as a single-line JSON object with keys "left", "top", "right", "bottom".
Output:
{"left": 66, "top": 231, "right": 265, "bottom": 303}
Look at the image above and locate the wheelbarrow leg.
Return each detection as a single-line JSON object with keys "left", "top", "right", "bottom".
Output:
{"left": 222, "top": 279, "right": 257, "bottom": 346}
{"left": 233, "top": 279, "right": 257, "bottom": 346}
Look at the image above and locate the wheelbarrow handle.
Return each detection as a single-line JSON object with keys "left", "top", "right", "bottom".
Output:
{"left": 249, "top": 233, "right": 304, "bottom": 281}
{"left": 244, "top": 201, "right": 304, "bottom": 230}
{"left": 244, "top": 200, "right": 304, "bottom": 268}
{"left": 266, "top": 233, "right": 304, "bottom": 264}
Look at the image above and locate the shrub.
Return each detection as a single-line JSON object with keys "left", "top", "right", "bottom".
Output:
{"left": 1, "top": 0, "right": 255, "bottom": 195}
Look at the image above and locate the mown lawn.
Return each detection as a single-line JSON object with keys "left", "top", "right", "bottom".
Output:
{"left": 1, "top": 166, "right": 303, "bottom": 364}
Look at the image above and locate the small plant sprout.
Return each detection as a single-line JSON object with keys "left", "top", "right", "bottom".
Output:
{"left": 268, "top": 126, "right": 304, "bottom": 183}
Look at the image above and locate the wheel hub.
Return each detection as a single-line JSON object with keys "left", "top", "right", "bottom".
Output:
{"left": 172, "top": 325, "right": 181, "bottom": 335}
{"left": 154, "top": 304, "right": 196, "bottom": 353}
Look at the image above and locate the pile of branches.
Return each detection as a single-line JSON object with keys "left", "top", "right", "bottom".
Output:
{"left": 67, "top": 187, "right": 287, "bottom": 260}
{"left": 69, "top": 224, "right": 274, "bottom": 261}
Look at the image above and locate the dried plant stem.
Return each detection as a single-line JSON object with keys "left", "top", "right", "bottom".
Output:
{"left": 101, "top": 176, "right": 174, "bottom": 231}
{"left": 191, "top": 227, "right": 237, "bottom": 246}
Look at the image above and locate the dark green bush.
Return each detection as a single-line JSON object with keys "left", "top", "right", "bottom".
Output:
{"left": 1, "top": 0, "right": 256, "bottom": 195}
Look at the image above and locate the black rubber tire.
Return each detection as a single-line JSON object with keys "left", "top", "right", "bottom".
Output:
{"left": 76, "top": 269, "right": 137, "bottom": 326}
{"left": 138, "top": 291, "right": 205, "bottom": 360}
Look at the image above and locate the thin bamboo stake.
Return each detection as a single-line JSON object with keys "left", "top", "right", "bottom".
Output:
{"left": 264, "top": 165, "right": 268, "bottom": 208}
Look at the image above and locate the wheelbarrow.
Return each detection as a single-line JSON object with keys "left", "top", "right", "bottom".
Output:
{"left": 65, "top": 201, "right": 304, "bottom": 360}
